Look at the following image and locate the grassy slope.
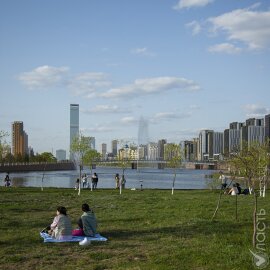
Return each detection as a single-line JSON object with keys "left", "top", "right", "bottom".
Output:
{"left": 0, "top": 187, "right": 269, "bottom": 270}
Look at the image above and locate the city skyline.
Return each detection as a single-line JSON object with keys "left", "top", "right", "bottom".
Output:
{"left": 1, "top": 1, "right": 270, "bottom": 153}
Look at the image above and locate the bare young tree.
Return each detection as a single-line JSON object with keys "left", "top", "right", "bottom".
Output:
{"left": 70, "top": 133, "right": 91, "bottom": 195}
{"left": 0, "top": 131, "right": 9, "bottom": 163}
{"left": 164, "top": 143, "right": 183, "bottom": 195}
{"left": 229, "top": 140, "right": 270, "bottom": 247}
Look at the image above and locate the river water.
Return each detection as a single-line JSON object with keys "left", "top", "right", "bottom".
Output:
{"left": 0, "top": 167, "right": 216, "bottom": 190}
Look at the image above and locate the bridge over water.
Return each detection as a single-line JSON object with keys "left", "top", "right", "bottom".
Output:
{"left": 98, "top": 160, "right": 218, "bottom": 170}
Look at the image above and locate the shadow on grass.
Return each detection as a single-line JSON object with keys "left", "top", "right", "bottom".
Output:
{"left": 103, "top": 219, "right": 250, "bottom": 241}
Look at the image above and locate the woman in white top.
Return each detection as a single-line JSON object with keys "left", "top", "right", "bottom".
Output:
{"left": 49, "top": 206, "right": 72, "bottom": 240}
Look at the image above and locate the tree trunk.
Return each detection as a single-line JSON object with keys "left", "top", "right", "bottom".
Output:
{"left": 211, "top": 190, "right": 223, "bottom": 221}
{"left": 90, "top": 165, "right": 93, "bottom": 191}
{"left": 235, "top": 194, "right": 238, "bottom": 221}
{"left": 252, "top": 191, "right": 257, "bottom": 248}
{"left": 78, "top": 164, "right": 82, "bottom": 196}
{"left": 172, "top": 170, "right": 176, "bottom": 195}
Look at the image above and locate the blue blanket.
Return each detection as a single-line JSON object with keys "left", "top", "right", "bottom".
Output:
{"left": 40, "top": 232, "right": 107, "bottom": 243}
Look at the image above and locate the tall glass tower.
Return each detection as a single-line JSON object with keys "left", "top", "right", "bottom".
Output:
{"left": 138, "top": 117, "right": 149, "bottom": 146}
{"left": 70, "top": 104, "right": 79, "bottom": 160}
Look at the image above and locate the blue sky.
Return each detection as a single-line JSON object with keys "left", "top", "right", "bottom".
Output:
{"left": 1, "top": 0, "right": 270, "bottom": 154}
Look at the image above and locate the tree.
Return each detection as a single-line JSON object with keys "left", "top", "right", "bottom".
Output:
{"left": 165, "top": 143, "right": 183, "bottom": 195}
{"left": 0, "top": 131, "right": 9, "bottom": 163}
{"left": 229, "top": 140, "right": 269, "bottom": 197}
{"left": 70, "top": 133, "right": 92, "bottom": 195}
{"left": 228, "top": 140, "right": 270, "bottom": 248}
{"left": 39, "top": 152, "right": 57, "bottom": 163}
{"left": 117, "top": 141, "right": 132, "bottom": 194}
{"left": 84, "top": 149, "right": 101, "bottom": 177}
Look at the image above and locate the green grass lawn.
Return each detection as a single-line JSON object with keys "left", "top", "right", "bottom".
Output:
{"left": 0, "top": 187, "right": 269, "bottom": 270}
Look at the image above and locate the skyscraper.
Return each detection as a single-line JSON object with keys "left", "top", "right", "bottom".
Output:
{"left": 158, "top": 139, "right": 166, "bottom": 160}
{"left": 101, "top": 143, "right": 107, "bottom": 160}
{"left": 241, "top": 118, "right": 264, "bottom": 148}
{"left": 70, "top": 104, "right": 79, "bottom": 160}
{"left": 12, "top": 121, "right": 28, "bottom": 156}
{"left": 138, "top": 117, "right": 149, "bottom": 146}
{"left": 198, "top": 130, "right": 213, "bottom": 161}
{"left": 111, "top": 140, "right": 118, "bottom": 157}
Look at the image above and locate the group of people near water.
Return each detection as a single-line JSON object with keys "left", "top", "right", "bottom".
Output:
{"left": 42, "top": 203, "right": 97, "bottom": 240}
{"left": 75, "top": 172, "right": 127, "bottom": 190}
{"left": 75, "top": 172, "right": 99, "bottom": 190}
{"left": 219, "top": 172, "right": 249, "bottom": 195}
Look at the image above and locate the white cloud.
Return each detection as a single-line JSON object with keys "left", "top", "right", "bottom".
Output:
{"left": 208, "top": 5, "right": 270, "bottom": 50}
{"left": 120, "top": 117, "right": 138, "bottom": 124}
{"left": 101, "top": 76, "right": 200, "bottom": 99}
{"left": 173, "top": 0, "right": 214, "bottom": 10}
{"left": 208, "top": 43, "right": 243, "bottom": 54}
{"left": 82, "top": 105, "right": 131, "bottom": 114}
{"left": 167, "top": 129, "right": 200, "bottom": 138}
{"left": 68, "top": 72, "right": 111, "bottom": 96}
{"left": 131, "top": 47, "right": 155, "bottom": 57}
{"left": 81, "top": 126, "right": 114, "bottom": 133}
{"left": 244, "top": 104, "right": 269, "bottom": 118}
{"left": 154, "top": 112, "right": 191, "bottom": 120}
{"left": 186, "top": 21, "right": 202, "bottom": 35}
{"left": 18, "top": 67, "right": 111, "bottom": 96}
{"left": 150, "top": 111, "right": 191, "bottom": 124}
{"left": 18, "top": 65, "right": 69, "bottom": 89}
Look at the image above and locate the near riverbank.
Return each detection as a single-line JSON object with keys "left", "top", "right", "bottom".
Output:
{"left": 0, "top": 187, "right": 269, "bottom": 270}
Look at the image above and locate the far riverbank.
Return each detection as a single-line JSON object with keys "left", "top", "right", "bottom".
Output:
{"left": 0, "top": 161, "right": 75, "bottom": 172}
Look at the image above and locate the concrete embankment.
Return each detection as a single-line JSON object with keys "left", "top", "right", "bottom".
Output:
{"left": 0, "top": 162, "right": 76, "bottom": 172}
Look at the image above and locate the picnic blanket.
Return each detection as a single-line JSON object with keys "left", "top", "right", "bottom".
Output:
{"left": 40, "top": 232, "right": 107, "bottom": 243}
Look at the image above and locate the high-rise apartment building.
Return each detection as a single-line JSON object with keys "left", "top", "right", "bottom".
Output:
{"left": 224, "top": 122, "right": 243, "bottom": 156}
{"left": 158, "top": 139, "right": 166, "bottom": 160}
{"left": 182, "top": 140, "right": 195, "bottom": 161}
{"left": 213, "top": 132, "right": 223, "bottom": 160}
{"left": 265, "top": 114, "right": 270, "bottom": 144}
{"left": 70, "top": 104, "right": 79, "bottom": 159}
{"left": 12, "top": 121, "right": 28, "bottom": 156}
{"left": 148, "top": 142, "right": 158, "bottom": 160}
{"left": 198, "top": 130, "right": 213, "bottom": 161}
{"left": 241, "top": 118, "right": 264, "bottom": 148}
{"left": 101, "top": 143, "right": 107, "bottom": 160}
{"left": 111, "top": 140, "right": 118, "bottom": 157}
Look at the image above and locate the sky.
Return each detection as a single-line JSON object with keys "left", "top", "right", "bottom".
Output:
{"left": 1, "top": 0, "right": 270, "bottom": 154}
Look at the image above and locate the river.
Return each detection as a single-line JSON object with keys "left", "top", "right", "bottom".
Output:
{"left": 0, "top": 167, "right": 216, "bottom": 190}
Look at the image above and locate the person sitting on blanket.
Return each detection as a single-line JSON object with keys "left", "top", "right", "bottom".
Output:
{"left": 72, "top": 203, "right": 97, "bottom": 237}
{"left": 47, "top": 206, "right": 72, "bottom": 240}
